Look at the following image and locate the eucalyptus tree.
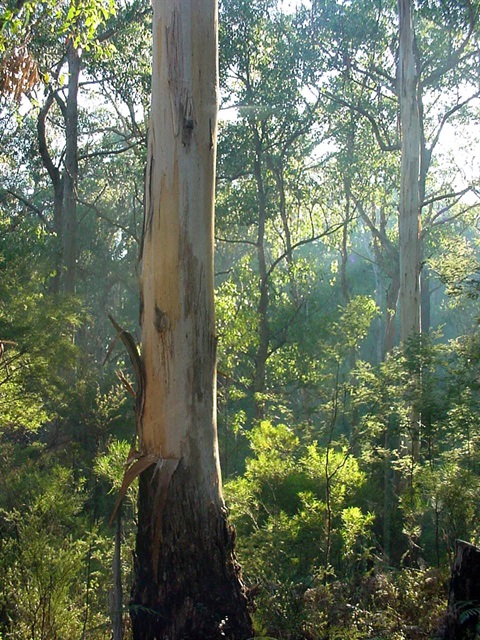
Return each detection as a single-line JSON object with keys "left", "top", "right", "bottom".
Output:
{"left": 398, "top": 0, "right": 421, "bottom": 343}
{"left": 1, "top": 0, "right": 116, "bottom": 293}
{"left": 310, "top": 0, "right": 480, "bottom": 348}
{"left": 304, "top": 0, "right": 480, "bottom": 562}
{"left": 0, "top": 0, "right": 151, "bottom": 300}
{"left": 126, "top": 1, "right": 253, "bottom": 637}
{"left": 217, "top": 0, "right": 345, "bottom": 423}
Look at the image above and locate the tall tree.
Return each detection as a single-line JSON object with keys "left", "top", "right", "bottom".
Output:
{"left": 129, "top": 1, "right": 253, "bottom": 638}
{"left": 217, "top": 0, "right": 344, "bottom": 424}
{"left": 0, "top": 0, "right": 147, "bottom": 297}
{"left": 310, "top": 0, "right": 480, "bottom": 350}
{"left": 398, "top": 0, "right": 421, "bottom": 343}
{"left": 61, "top": 40, "right": 81, "bottom": 294}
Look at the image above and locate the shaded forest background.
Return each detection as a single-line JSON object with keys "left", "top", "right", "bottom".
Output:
{"left": 1, "top": 0, "right": 480, "bottom": 638}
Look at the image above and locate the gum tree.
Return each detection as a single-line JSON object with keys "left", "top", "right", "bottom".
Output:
{"left": 128, "top": 1, "right": 253, "bottom": 638}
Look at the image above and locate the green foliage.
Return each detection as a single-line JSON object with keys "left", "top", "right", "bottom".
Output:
{"left": 225, "top": 420, "right": 375, "bottom": 637}
{"left": 302, "top": 566, "right": 447, "bottom": 640}
{"left": 0, "top": 0, "right": 117, "bottom": 53}
{"left": 94, "top": 436, "right": 138, "bottom": 520}
{"left": 223, "top": 325, "right": 480, "bottom": 635}
{"left": 0, "top": 0, "right": 479, "bottom": 637}
{"left": 0, "top": 459, "right": 112, "bottom": 639}
{"left": 0, "top": 204, "right": 83, "bottom": 433}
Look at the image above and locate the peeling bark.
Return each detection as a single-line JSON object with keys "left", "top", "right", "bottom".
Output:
{"left": 131, "top": 2, "right": 253, "bottom": 638}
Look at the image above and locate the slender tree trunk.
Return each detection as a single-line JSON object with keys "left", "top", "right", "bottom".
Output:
{"left": 398, "top": 0, "right": 422, "bottom": 463}
{"left": 131, "top": 2, "right": 253, "bottom": 638}
{"left": 421, "top": 264, "right": 431, "bottom": 334}
{"left": 62, "top": 40, "right": 81, "bottom": 294}
{"left": 369, "top": 239, "right": 399, "bottom": 359}
{"left": 37, "top": 92, "right": 63, "bottom": 295}
{"left": 382, "top": 425, "right": 393, "bottom": 562}
{"left": 111, "top": 510, "right": 124, "bottom": 640}
{"left": 357, "top": 200, "right": 399, "bottom": 357}
{"left": 340, "top": 119, "right": 355, "bottom": 308}
{"left": 385, "top": 264, "right": 400, "bottom": 356}
{"left": 340, "top": 216, "right": 350, "bottom": 306}
{"left": 270, "top": 156, "right": 299, "bottom": 305}
{"left": 370, "top": 254, "right": 384, "bottom": 362}
{"left": 252, "top": 125, "right": 269, "bottom": 421}
{"left": 398, "top": 0, "right": 421, "bottom": 344}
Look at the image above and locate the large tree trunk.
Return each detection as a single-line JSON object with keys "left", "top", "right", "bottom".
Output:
{"left": 130, "top": 2, "right": 253, "bottom": 638}
{"left": 398, "top": 0, "right": 421, "bottom": 344}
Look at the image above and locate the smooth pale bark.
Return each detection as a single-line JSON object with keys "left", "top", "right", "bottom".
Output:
{"left": 131, "top": 2, "right": 252, "bottom": 638}
{"left": 398, "top": 0, "right": 422, "bottom": 464}
{"left": 398, "top": 0, "right": 421, "bottom": 344}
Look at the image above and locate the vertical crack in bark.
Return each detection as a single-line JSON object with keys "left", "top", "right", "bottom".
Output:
{"left": 151, "top": 458, "right": 180, "bottom": 579}
{"left": 145, "top": 154, "right": 155, "bottom": 239}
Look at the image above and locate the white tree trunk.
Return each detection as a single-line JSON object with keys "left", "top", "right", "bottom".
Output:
{"left": 398, "top": 0, "right": 422, "bottom": 464}
{"left": 131, "top": 2, "right": 252, "bottom": 637}
{"left": 398, "top": 0, "right": 421, "bottom": 344}
{"left": 140, "top": 0, "right": 219, "bottom": 482}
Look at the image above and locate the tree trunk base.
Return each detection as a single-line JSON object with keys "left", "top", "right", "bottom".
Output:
{"left": 435, "top": 540, "right": 480, "bottom": 639}
{"left": 130, "top": 464, "right": 253, "bottom": 640}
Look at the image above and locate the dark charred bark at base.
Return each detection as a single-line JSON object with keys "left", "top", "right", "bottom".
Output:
{"left": 130, "top": 463, "right": 254, "bottom": 640}
{"left": 435, "top": 540, "right": 480, "bottom": 640}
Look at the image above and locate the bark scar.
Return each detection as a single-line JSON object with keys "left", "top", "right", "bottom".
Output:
{"left": 181, "top": 95, "right": 196, "bottom": 147}
{"left": 145, "top": 154, "right": 155, "bottom": 238}
{"left": 209, "top": 117, "right": 214, "bottom": 150}
{"left": 154, "top": 305, "right": 170, "bottom": 333}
